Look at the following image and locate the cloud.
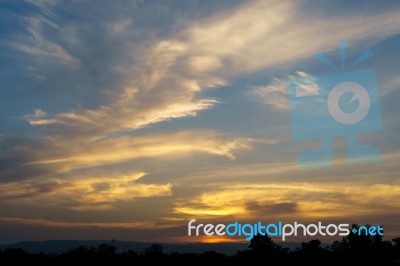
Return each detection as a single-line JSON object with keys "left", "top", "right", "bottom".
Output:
{"left": 2, "top": 1, "right": 400, "bottom": 239}
{"left": 0, "top": 172, "right": 172, "bottom": 210}
{"left": 25, "top": 97, "right": 218, "bottom": 138}
{"left": 0, "top": 131, "right": 253, "bottom": 180}
{"left": 249, "top": 71, "right": 316, "bottom": 111}
{"left": 249, "top": 78, "right": 289, "bottom": 111}
{"left": 180, "top": 1, "right": 400, "bottom": 75}
{"left": 25, "top": 0, "right": 60, "bottom": 9}
{"left": 24, "top": 109, "right": 58, "bottom": 125}
{"left": 22, "top": 0, "right": 400, "bottom": 139}
{"left": 381, "top": 74, "right": 400, "bottom": 97}
{"left": 108, "top": 19, "right": 132, "bottom": 36}
{"left": 23, "top": 38, "right": 224, "bottom": 139}
{"left": 173, "top": 182, "right": 400, "bottom": 220}
{"left": 0, "top": 217, "right": 174, "bottom": 229}
{"left": 176, "top": 151, "right": 400, "bottom": 188}
{"left": 0, "top": 129, "right": 253, "bottom": 211}
{"left": 9, "top": 14, "right": 79, "bottom": 68}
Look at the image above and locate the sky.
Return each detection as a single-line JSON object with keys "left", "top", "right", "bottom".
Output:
{"left": 0, "top": 0, "right": 399, "bottom": 244}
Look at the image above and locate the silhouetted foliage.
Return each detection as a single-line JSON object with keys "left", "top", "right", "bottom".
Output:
{"left": 67, "top": 245, "right": 90, "bottom": 255}
{"left": 330, "top": 224, "right": 394, "bottom": 265}
{"left": 98, "top": 243, "right": 116, "bottom": 256}
{"left": 301, "top": 239, "right": 322, "bottom": 251}
{"left": 246, "top": 233, "right": 288, "bottom": 264}
{"left": 249, "top": 233, "right": 279, "bottom": 252}
{"left": 293, "top": 239, "right": 331, "bottom": 265}
{"left": 143, "top": 243, "right": 163, "bottom": 256}
{"left": 124, "top": 249, "right": 138, "bottom": 257}
{"left": 0, "top": 224, "right": 399, "bottom": 265}
{"left": 3, "top": 247, "right": 27, "bottom": 256}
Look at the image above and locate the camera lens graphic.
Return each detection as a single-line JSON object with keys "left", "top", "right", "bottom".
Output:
{"left": 327, "top": 81, "right": 371, "bottom": 125}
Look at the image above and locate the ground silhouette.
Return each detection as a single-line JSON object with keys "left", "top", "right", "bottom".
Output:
{"left": 0, "top": 224, "right": 399, "bottom": 265}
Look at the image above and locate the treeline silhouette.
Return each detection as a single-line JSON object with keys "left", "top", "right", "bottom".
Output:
{"left": 1, "top": 225, "right": 399, "bottom": 265}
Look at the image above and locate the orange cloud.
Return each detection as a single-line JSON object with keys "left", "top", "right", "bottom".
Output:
{"left": 22, "top": 131, "right": 253, "bottom": 174}
{"left": 0, "top": 217, "right": 174, "bottom": 229}
{"left": 0, "top": 172, "right": 172, "bottom": 210}
{"left": 174, "top": 182, "right": 400, "bottom": 220}
{"left": 170, "top": 235, "right": 245, "bottom": 244}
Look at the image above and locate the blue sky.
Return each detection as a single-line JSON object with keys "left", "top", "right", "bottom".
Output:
{"left": 0, "top": 0, "right": 399, "bottom": 244}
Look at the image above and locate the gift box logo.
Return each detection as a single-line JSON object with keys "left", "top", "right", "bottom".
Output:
{"left": 287, "top": 40, "right": 382, "bottom": 167}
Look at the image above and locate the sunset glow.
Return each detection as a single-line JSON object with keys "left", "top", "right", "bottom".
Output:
{"left": 0, "top": 0, "right": 399, "bottom": 244}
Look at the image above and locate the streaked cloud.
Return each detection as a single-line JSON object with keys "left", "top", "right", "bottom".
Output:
{"left": 22, "top": 0, "right": 400, "bottom": 139}
{"left": 0, "top": 0, "right": 399, "bottom": 243}
{"left": 174, "top": 182, "right": 400, "bottom": 220}
{"left": 8, "top": 14, "right": 79, "bottom": 68}
{"left": 0, "top": 217, "right": 174, "bottom": 229}
{"left": 249, "top": 71, "right": 315, "bottom": 111}
{"left": 25, "top": 109, "right": 58, "bottom": 125}
{"left": 108, "top": 19, "right": 132, "bottom": 37}
{"left": 0, "top": 172, "right": 171, "bottom": 210}
{"left": 0, "top": 129, "right": 253, "bottom": 210}
{"left": 24, "top": 0, "right": 60, "bottom": 9}
{"left": 1, "top": 131, "right": 252, "bottom": 179}
{"left": 180, "top": 0, "right": 400, "bottom": 75}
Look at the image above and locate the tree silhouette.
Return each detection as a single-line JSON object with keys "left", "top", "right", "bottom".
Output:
{"left": 0, "top": 228, "right": 398, "bottom": 265}
{"left": 67, "top": 245, "right": 91, "bottom": 255}
{"left": 125, "top": 249, "right": 138, "bottom": 257}
{"left": 392, "top": 237, "right": 400, "bottom": 260}
{"left": 143, "top": 243, "right": 163, "bottom": 256}
{"left": 331, "top": 224, "right": 393, "bottom": 264}
{"left": 338, "top": 224, "right": 387, "bottom": 253}
{"left": 97, "top": 243, "right": 116, "bottom": 256}
{"left": 300, "top": 239, "right": 323, "bottom": 252}
{"left": 2, "top": 248, "right": 27, "bottom": 257}
{"left": 249, "top": 233, "right": 279, "bottom": 251}
{"left": 248, "top": 233, "right": 286, "bottom": 261}
{"left": 295, "top": 239, "right": 331, "bottom": 265}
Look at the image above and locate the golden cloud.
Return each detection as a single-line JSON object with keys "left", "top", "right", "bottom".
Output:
{"left": 25, "top": 0, "right": 400, "bottom": 141}
{"left": 0, "top": 172, "right": 172, "bottom": 210}
{"left": 174, "top": 182, "right": 400, "bottom": 220}
{"left": 0, "top": 217, "right": 175, "bottom": 229}
{"left": 24, "top": 131, "right": 253, "bottom": 173}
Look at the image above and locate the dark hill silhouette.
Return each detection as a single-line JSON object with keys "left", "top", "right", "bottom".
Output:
{"left": 0, "top": 239, "right": 253, "bottom": 255}
{"left": 0, "top": 225, "right": 399, "bottom": 265}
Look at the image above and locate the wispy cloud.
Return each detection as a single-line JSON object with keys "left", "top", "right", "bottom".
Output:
{"left": 174, "top": 182, "right": 400, "bottom": 220}
{"left": 1, "top": 130, "right": 252, "bottom": 179}
{"left": 25, "top": 109, "right": 58, "bottom": 125}
{"left": 0, "top": 172, "right": 172, "bottom": 210}
{"left": 0, "top": 217, "right": 174, "bottom": 229}
{"left": 25, "top": 0, "right": 60, "bottom": 9}
{"left": 179, "top": 0, "right": 400, "bottom": 75}
{"left": 1, "top": 0, "right": 400, "bottom": 241}
{"left": 249, "top": 72, "right": 316, "bottom": 111}
{"left": 9, "top": 14, "right": 79, "bottom": 68}
{"left": 22, "top": 0, "right": 400, "bottom": 137}
{"left": 108, "top": 19, "right": 132, "bottom": 37}
{"left": 0, "top": 129, "right": 253, "bottom": 212}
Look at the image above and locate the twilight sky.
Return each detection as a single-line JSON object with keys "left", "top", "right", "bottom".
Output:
{"left": 0, "top": 0, "right": 399, "bottom": 244}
